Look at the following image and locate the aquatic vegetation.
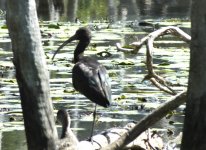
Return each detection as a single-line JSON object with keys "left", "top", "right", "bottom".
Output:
{"left": 0, "top": 18, "right": 190, "bottom": 147}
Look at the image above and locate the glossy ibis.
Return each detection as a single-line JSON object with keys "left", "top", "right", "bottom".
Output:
{"left": 52, "top": 27, "right": 112, "bottom": 141}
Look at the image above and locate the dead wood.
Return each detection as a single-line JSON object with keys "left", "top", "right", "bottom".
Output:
{"left": 60, "top": 90, "right": 186, "bottom": 150}
{"left": 101, "top": 90, "right": 186, "bottom": 150}
{"left": 116, "top": 26, "right": 191, "bottom": 95}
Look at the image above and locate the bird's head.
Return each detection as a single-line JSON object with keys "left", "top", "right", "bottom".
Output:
{"left": 52, "top": 27, "right": 91, "bottom": 60}
{"left": 57, "top": 109, "right": 70, "bottom": 128}
{"left": 73, "top": 27, "right": 91, "bottom": 41}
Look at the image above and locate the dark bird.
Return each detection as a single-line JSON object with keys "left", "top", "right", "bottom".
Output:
{"left": 52, "top": 27, "right": 112, "bottom": 141}
{"left": 56, "top": 109, "right": 79, "bottom": 149}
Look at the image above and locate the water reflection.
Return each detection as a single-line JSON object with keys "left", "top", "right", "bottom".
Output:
{"left": 0, "top": 0, "right": 191, "bottom": 22}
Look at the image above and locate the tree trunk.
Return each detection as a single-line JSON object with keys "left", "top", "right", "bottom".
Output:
{"left": 6, "top": 0, "right": 58, "bottom": 149}
{"left": 181, "top": 0, "right": 206, "bottom": 149}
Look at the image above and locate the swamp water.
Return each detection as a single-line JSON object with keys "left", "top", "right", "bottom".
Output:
{"left": 0, "top": 0, "right": 190, "bottom": 149}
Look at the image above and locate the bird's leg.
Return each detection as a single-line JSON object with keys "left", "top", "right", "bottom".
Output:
{"left": 89, "top": 104, "right": 97, "bottom": 143}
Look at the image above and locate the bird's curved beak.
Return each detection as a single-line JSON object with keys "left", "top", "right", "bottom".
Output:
{"left": 52, "top": 34, "right": 77, "bottom": 60}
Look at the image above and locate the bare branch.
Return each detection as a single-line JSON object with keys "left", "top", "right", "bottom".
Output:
{"left": 101, "top": 90, "right": 186, "bottom": 150}
{"left": 116, "top": 26, "right": 190, "bottom": 95}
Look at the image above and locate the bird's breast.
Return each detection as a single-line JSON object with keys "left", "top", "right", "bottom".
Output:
{"left": 77, "top": 62, "right": 94, "bottom": 76}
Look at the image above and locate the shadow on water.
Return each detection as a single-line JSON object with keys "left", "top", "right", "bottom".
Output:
{"left": 0, "top": 0, "right": 191, "bottom": 149}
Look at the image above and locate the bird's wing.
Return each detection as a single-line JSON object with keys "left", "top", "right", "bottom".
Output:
{"left": 96, "top": 64, "right": 112, "bottom": 102}
{"left": 72, "top": 61, "right": 111, "bottom": 107}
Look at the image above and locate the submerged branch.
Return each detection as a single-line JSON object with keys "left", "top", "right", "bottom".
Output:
{"left": 150, "top": 78, "right": 176, "bottom": 95}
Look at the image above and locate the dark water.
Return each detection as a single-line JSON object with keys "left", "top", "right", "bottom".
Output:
{"left": 0, "top": 0, "right": 191, "bottom": 22}
{"left": 37, "top": 0, "right": 191, "bottom": 22}
{"left": 0, "top": 0, "right": 190, "bottom": 149}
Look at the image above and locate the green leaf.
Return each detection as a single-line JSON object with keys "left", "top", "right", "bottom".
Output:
{"left": 48, "top": 24, "right": 60, "bottom": 29}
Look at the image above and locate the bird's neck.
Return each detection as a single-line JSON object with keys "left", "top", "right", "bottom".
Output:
{"left": 61, "top": 117, "right": 70, "bottom": 138}
{"left": 74, "top": 40, "right": 90, "bottom": 63}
